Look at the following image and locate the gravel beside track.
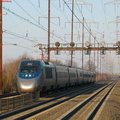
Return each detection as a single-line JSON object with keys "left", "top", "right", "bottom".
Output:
{"left": 94, "top": 80, "right": 120, "bottom": 120}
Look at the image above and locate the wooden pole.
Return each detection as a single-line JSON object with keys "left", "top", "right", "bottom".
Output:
{"left": 71, "top": 0, "right": 74, "bottom": 66}
{"left": 0, "top": 1, "right": 2, "bottom": 94}
{"left": 82, "top": 18, "right": 84, "bottom": 69}
{"left": 48, "top": 0, "right": 50, "bottom": 62}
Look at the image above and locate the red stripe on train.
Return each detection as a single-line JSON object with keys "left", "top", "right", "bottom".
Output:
{"left": 20, "top": 88, "right": 36, "bottom": 91}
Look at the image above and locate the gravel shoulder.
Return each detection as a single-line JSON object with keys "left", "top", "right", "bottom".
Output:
{"left": 94, "top": 80, "right": 120, "bottom": 120}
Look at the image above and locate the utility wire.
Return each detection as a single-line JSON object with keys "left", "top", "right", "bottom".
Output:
{"left": 28, "top": 0, "right": 70, "bottom": 41}
{"left": 4, "top": 30, "right": 35, "bottom": 42}
{"left": 74, "top": 0, "right": 98, "bottom": 32}
{"left": 3, "top": 41, "right": 37, "bottom": 51}
{"left": 63, "top": 0, "right": 100, "bottom": 44}
{"left": 3, "top": 6, "right": 68, "bottom": 43}
{"left": 101, "top": 0, "right": 111, "bottom": 41}
{"left": 14, "top": 0, "right": 69, "bottom": 43}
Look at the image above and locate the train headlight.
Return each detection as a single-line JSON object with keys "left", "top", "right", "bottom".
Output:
{"left": 25, "top": 74, "right": 28, "bottom": 77}
{"left": 29, "top": 74, "right": 32, "bottom": 77}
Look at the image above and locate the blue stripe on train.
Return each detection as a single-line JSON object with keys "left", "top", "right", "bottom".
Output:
{"left": 18, "top": 73, "right": 40, "bottom": 79}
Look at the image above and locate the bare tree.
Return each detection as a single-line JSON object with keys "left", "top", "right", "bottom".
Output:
{"left": 50, "top": 59, "right": 63, "bottom": 65}
{"left": 84, "top": 60, "right": 96, "bottom": 71}
{"left": 65, "top": 60, "right": 78, "bottom": 67}
{"left": 2, "top": 53, "right": 33, "bottom": 93}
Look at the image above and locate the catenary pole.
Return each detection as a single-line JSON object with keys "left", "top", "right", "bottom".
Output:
{"left": 82, "top": 17, "right": 84, "bottom": 69}
{"left": 48, "top": 0, "right": 50, "bottom": 62}
{"left": 71, "top": 0, "right": 74, "bottom": 66}
{"left": 0, "top": 1, "right": 2, "bottom": 94}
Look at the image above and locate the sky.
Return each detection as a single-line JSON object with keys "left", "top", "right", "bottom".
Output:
{"left": 2, "top": 0, "right": 120, "bottom": 73}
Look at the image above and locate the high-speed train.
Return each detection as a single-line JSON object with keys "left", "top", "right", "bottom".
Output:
{"left": 17, "top": 60, "right": 96, "bottom": 93}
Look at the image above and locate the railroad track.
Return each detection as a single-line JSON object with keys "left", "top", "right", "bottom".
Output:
{"left": 25, "top": 81, "right": 117, "bottom": 120}
{"left": 0, "top": 92, "right": 39, "bottom": 114}
{"left": 0, "top": 81, "right": 114, "bottom": 120}
{"left": 0, "top": 93, "right": 19, "bottom": 98}
{"left": 58, "top": 81, "right": 117, "bottom": 120}
{"left": 0, "top": 84, "right": 93, "bottom": 114}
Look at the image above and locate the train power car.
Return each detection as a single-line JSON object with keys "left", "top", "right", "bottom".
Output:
{"left": 17, "top": 60, "right": 96, "bottom": 93}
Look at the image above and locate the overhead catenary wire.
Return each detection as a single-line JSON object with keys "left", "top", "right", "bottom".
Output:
{"left": 2, "top": 6, "right": 69, "bottom": 43}
{"left": 100, "top": 0, "right": 114, "bottom": 67}
{"left": 18, "top": 0, "right": 70, "bottom": 43}
{"left": 76, "top": 0, "right": 99, "bottom": 31}
{"left": 3, "top": 30, "right": 36, "bottom": 42}
{"left": 3, "top": 41, "right": 37, "bottom": 51}
{"left": 74, "top": 0, "right": 99, "bottom": 37}
{"left": 101, "top": 0, "right": 112, "bottom": 42}
{"left": 63, "top": 0, "right": 100, "bottom": 44}
{"left": 28, "top": 0, "right": 66, "bottom": 32}
{"left": 3, "top": 0, "right": 69, "bottom": 43}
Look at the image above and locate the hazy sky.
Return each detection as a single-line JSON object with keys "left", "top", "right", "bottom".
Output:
{"left": 2, "top": 0, "right": 120, "bottom": 73}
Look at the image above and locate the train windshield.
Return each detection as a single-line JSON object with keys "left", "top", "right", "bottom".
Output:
{"left": 19, "top": 61, "right": 40, "bottom": 73}
{"left": 20, "top": 66, "right": 38, "bottom": 73}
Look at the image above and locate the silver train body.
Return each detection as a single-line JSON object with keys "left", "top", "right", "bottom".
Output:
{"left": 17, "top": 60, "right": 96, "bottom": 93}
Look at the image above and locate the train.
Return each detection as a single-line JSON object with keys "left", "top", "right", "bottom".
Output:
{"left": 17, "top": 60, "right": 96, "bottom": 93}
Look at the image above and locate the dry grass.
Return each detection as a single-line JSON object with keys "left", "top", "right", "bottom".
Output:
{"left": 2, "top": 54, "right": 33, "bottom": 93}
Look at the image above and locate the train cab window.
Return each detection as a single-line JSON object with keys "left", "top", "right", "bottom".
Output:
{"left": 19, "top": 61, "right": 40, "bottom": 73}
{"left": 45, "top": 67, "right": 53, "bottom": 79}
{"left": 29, "top": 68, "right": 37, "bottom": 73}
{"left": 21, "top": 69, "right": 28, "bottom": 73}
{"left": 20, "top": 66, "right": 37, "bottom": 73}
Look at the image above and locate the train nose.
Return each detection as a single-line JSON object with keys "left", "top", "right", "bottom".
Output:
{"left": 18, "top": 80, "right": 37, "bottom": 92}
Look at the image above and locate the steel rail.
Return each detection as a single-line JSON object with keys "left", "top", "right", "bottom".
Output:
{"left": 86, "top": 81, "right": 117, "bottom": 120}
{"left": 58, "top": 81, "right": 117, "bottom": 120}
{"left": 0, "top": 93, "right": 19, "bottom": 98}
